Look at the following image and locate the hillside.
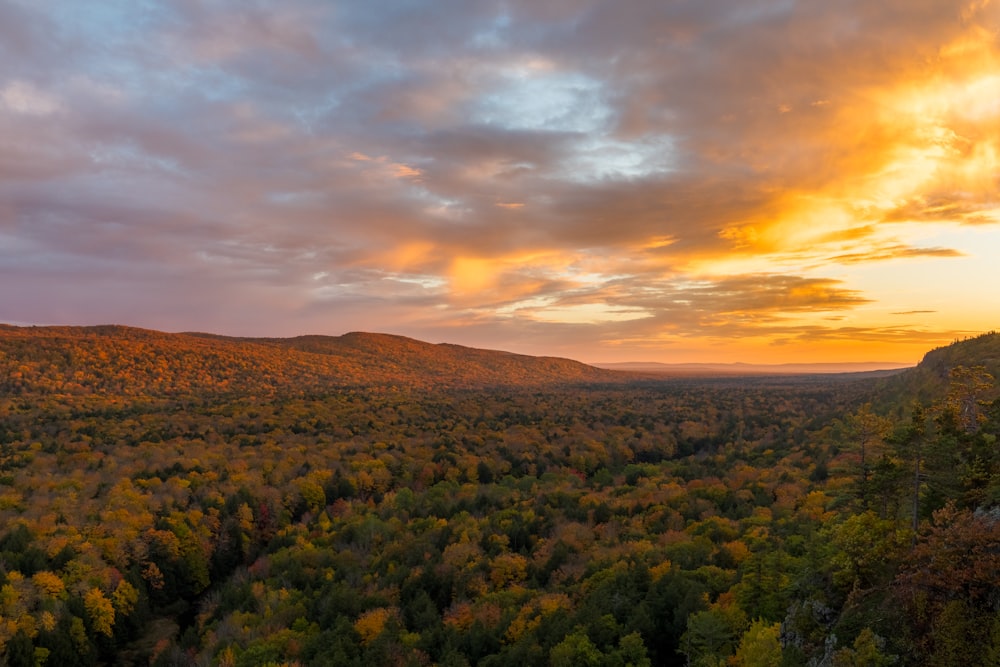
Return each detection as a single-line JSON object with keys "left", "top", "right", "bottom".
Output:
{"left": 269, "top": 332, "right": 625, "bottom": 386}
{"left": 0, "top": 324, "right": 624, "bottom": 395}
{"left": 876, "top": 330, "right": 1000, "bottom": 407}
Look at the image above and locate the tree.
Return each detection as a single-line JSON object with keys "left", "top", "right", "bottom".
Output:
{"left": 895, "top": 404, "right": 928, "bottom": 543}
{"left": 32, "top": 571, "right": 66, "bottom": 599}
{"left": 829, "top": 511, "right": 908, "bottom": 592}
{"left": 615, "top": 632, "right": 652, "bottom": 667}
{"left": 830, "top": 628, "right": 894, "bottom": 667}
{"left": 488, "top": 552, "right": 527, "bottom": 589}
{"left": 112, "top": 580, "right": 139, "bottom": 617}
{"left": 354, "top": 607, "right": 394, "bottom": 646}
{"left": 945, "top": 366, "right": 995, "bottom": 434}
{"left": 680, "top": 609, "right": 739, "bottom": 667}
{"left": 844, "top": 405, "right": 891, "bottom": 511}
{"left": 897, "top": 503, "right": 1000, "bottom": 608}
{"left": 731, "top": 619, "right": 782, "bottom": 666}
{"left": 550, "top": 630, "right": 603, "bottom": 667}
{"left": 869, "top": 454, "right": 905, "bottom": 521}
{"left": 5, "top": 630, "right": 34, "bottom": 667}
{"left": 84, "top": 588, "right": 115, "bottom": 637}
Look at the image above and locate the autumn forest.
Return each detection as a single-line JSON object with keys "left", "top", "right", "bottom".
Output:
{"left": 0, "top": 325, "right": 999, "bottom": 666}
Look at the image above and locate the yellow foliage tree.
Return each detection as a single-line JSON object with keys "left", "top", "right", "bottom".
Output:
{"left": 39, "top": 611, "right": 57, "bottom": 632}
{"left": 112, "top": 580, "right": 139, "bottom": 617}
{"left": 32, "top": 571, "right": 66, "bottom": 599}
{"left": 236, "top": 502, "right": 255, "bottom": 533}
{"left": 218, "top": 646, "right": 237, "bottom": 667}
{"left": 84, "top": 587, "right": 115, "bottom": 637}
{"left": 354, "top": 607, "right": 394, "bottom": 646}
{"left": 489, "top": 552, "right": 528, "bottom": 589}
{"left": 731, "top": 619, "right": 782, "bottom": 666}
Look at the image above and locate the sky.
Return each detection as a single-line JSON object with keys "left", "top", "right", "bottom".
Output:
{"left": 1, "top": 0, "right": 998, "bottom": 364}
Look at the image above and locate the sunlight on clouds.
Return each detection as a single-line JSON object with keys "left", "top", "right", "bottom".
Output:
{"left": 865, "top": 116, "right": 997, "bottom": 219}
{"left": 449, "top": 257, "right": 498, "bottom": 295}
{"left": 685, "top": 243, "right": 795, "bottom": 278}
{"left": 718, "top": 196, "right": 857, "bottom": 256}
{"left": 1, "top": 80, "right": 59, "bottom": 115}
{"left": 448, "top": 250, "right": 572, "bottom": 299}
{"left": 641, "top": 236, "right": 677, "bottom": 250}
{"left": 5, "top": 0, "right": 999, "bottom": 365}
{"left": 386, "top": 274, "right": 447, "bottom": 290}
{"left": 864, "top": 30, "right": 1000, "bottom": 221}
{"left": 390, "top": 163, "right": 422, "bottom": 179}
{"left": 266, "top": 5, "right": 1000, "bottom": 362}
{"left": 527, "top": 303, "right": 653, "bottom": 325}
{"left": 459, "top": 159, "right": 532, "bottom": 183}
{"left": 709, "top": 21, "right": 999, "bottom": 282}
{"left": 348, "top": 151, "right": 424, "bottom": 182}
{"left": 867, "top": 145, "right": 951, "bottom": 210}
{"left": 494, "top": 295, "right": 554, "bottom": 315}
{"left": 372, "top": 242, "right": 436, "bottom": 273}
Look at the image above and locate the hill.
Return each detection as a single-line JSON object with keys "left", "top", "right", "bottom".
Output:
{"left": 876, "top": 330, "right": 1000, "bottom": 407}
{"left": 0, "top": 324, "right": 625, "bottom": 395}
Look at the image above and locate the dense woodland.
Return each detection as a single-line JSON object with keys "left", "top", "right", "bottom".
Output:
{"left": 0, "top": 326, "right": 999, "bottom": 666}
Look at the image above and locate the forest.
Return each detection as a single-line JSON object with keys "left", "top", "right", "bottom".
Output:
{"left": 0, "top": 325, "right": 998, "bottom": 666}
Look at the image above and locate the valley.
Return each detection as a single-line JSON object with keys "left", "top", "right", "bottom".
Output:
{"left": 0, "top": 326, "right": 997, "bottom": 665}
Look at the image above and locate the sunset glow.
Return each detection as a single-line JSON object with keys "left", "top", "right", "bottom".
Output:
{"left": 1, "top": 1, "right": 998, "bottom": 364}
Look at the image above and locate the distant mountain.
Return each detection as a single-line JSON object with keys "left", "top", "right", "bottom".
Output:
{"left": 0, "top": 325, "right": 624, "bottom": 396}
{"left": 593, "top": 360, "right": 913, "bottom": 376}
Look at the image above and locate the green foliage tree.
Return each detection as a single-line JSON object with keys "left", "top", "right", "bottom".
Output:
{"left": 893, "top": 403, "right": 928, "bottom": 542}
{"left": 945, "top": 365, "right": 995, "bottom": 434}
{"left": 731, "top": 619, "right": 782, "bottom": 667}
{"left": 550, "top": 630, "right": 603, "bottom": 667}
{"left": 844, "top": 405, "right": 892, "bottom": 511}
{"left": 680, "top": 609, "right": 740, "bottom": 667}
{"left": 831, "top": 628, "right": 894, "bottom": 667}
{"left": 5, "top": 630, "right": 35, "bottom": 667}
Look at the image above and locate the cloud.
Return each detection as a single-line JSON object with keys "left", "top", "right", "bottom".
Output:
{"left": 828, "top": 245, "right": 964, "bottom": 264}
{"left": 884, "top": 195, "right": 1000, "bottom": 225}
{"left": 0, "top": 0, "right": 998, "bottom": 362}
{"left": 161, "top": 3, "right": 323, "bottom": 66}
{"left": 1, "top": 80, "right": 60, "bottom": 115}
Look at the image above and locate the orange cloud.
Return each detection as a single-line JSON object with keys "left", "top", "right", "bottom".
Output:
{"left": 450, "top": 257, "right": 497, "bottom": 295}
